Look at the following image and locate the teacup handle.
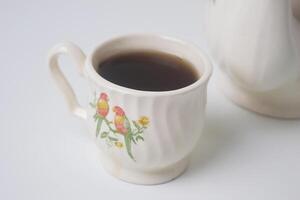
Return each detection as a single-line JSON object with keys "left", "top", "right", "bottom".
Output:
{"left": 48, "top": 42, "right": 87, "bottom": 119}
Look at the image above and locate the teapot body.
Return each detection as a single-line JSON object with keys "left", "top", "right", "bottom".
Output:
{"left": 207, "top": 0, "right": 300, "bottom": 118}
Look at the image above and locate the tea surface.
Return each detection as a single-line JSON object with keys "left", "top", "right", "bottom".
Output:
{"left": 97, "top": 51, "right": 199, "bottom": 91}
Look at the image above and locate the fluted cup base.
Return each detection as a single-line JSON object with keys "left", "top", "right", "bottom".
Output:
{"left": 100, "top": 155, "right": 189, "bottom": 185}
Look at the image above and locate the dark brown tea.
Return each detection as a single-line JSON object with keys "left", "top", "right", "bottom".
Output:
{"left": 97, "top": 51, "right": 199, "bottom": 91}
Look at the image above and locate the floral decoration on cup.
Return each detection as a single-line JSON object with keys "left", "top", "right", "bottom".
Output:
{"left": 90, "top": 92, "right": 149, "bottom": 161}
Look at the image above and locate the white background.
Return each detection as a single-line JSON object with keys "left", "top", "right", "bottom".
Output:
{"left": 1, "top": 0, "right": 300, "bottom": 199}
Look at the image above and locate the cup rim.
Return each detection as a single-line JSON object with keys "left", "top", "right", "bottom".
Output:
{"left": 85, "top": 33, "right": 213, "bottom": 96}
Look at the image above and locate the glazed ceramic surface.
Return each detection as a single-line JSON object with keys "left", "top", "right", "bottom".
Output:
{"left": 207, "top": 0, "right": 300, "bottom": 118}
{"left": 48, "top": 34, "right": 212, "bottom": 184}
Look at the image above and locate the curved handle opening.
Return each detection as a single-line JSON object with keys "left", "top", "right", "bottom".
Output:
{"left": 48, "top": 42, "right": 87, "bottom": 119}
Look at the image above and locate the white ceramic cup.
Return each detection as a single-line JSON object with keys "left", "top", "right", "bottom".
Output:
{"left": 48, "top": 34, "right": 212, "bottom": 184}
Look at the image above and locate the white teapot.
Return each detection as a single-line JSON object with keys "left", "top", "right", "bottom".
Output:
{"left": 206, "top": 0, "right": 300, "bottom": 118}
